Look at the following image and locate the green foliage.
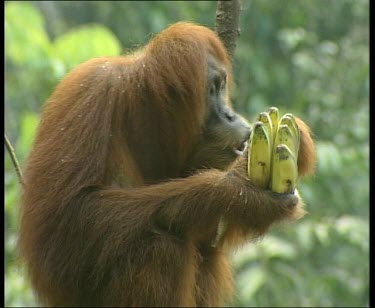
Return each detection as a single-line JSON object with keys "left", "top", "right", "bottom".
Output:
{"left": 229, "top": 1, "right": 369, "bottom": 306}
{"left": 54, "top": 24, "right": 121, "bottom": 71}
{"left": 231, "top": 215, "right": 369, "bottom": 307}
{"left": 5, "top": 2, "right": 51, "bottom": 65}
{"left": 5, "top": 1, "right": 368, "bottom": 307}
{"left": 5, "top": 3, "right": 122, "bottom": 306}
{"left": 5, "top": 1, "right": 121, "bottom": 123}
{"left": 17, "top": 112, "right": 40, "bottom": 162}
{"left": 5, "top": 265, "right": 38, "bottom": 307}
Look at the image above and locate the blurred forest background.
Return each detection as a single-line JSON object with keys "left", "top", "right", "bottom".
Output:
{"left": 5, "top": 1, "right": 369, "bottom": 307}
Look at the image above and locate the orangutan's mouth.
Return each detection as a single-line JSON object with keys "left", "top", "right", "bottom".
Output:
{"left": 233, "top": 141, "right": 248, "bottom": 156}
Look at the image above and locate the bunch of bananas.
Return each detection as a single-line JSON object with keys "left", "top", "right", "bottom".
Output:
{"left": 247, "top": 107, "right": 300, "bottom": 194}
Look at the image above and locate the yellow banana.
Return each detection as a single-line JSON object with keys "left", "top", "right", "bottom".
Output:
{"left": 256, "top": 112, "right": 273, "bottom": 145}
{"left": 248, "top": 121, "right": 272, "bottom": 188}
{"left": 271, "top": 144, "right": 298, "bottom": 194}
{"left": 268, "top": 107, "right": 279, "bottom": 142}
{"left": 247, "top": 108, "right": 301, "bottom": 194}
{"left": 280, "top": 113, "right": 300, "bottom": 155}
{"left": 274, "top": 124, "right": 298, "bottom": 156}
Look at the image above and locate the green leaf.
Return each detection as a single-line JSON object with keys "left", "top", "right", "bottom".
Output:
{"left": 334, "top": 215, "right": 369, "bottom": 250}
{"left": 5, "top": 2, "right": 52, "bottom": 65}
{"left": 259, "top": 235, "right": 297, "bottom": 259}
{"left": 237, "top": 267, "right": 266, "bottom": 303}
{"left": 53, "top": 24, "right": 121, "bottom": 70}
{"left": 296, "top": 221, "right": 315, "bottom": 251}
{"left": 314, "top": 222, "right": 330, "bottom": 246}
{"left": 17, "top": 112, "right": 40, "bottom": 160}
{"left": 316, "top": 141, "right": 343, "bottom": 174}
{"left": 278, "top": 28, "right": 306, "bottom": 51}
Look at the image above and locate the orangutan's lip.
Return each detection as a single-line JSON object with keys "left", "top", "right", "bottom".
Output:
{"left": 233, "top": 141, "right": 248, "bottom": 156}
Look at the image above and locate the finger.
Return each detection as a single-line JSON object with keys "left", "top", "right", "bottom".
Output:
{"left": 272, "top": 191, "right": 299, "bottom": 207}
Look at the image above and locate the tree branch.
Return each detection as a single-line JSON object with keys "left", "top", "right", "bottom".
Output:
{"left": 215, "top": 0, "right": 242, "bottom": 60}
{"left": 5, "top": 133, "right": 24, "bottom": 186}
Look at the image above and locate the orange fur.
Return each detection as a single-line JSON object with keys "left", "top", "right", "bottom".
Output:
{"left": 19, "top": 22, "right": 316, "bottom": 307}
{"left": 296, "top": 117, "right": 317, "bottom": 176}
